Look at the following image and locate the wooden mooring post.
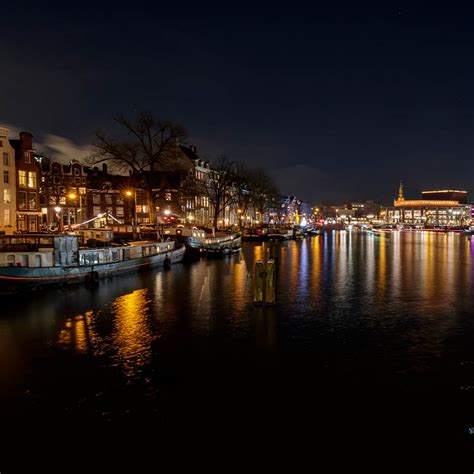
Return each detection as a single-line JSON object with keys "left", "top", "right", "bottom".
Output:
{"left": 254, "top": 247, "right": 276, "bottom": 306}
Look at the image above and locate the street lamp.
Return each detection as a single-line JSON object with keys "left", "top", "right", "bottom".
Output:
{"left": 125, "top": 190, "right": 137, "bottom": 225}
{"left": 67, "top": 192, "right": 78, "bottom": 228}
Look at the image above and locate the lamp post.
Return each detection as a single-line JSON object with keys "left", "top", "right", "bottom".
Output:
{"left": 125, "top": 190, "right": 137, "bottom": 225}
{"left": 68, "top": 191, "right": 77, "bottom": 229}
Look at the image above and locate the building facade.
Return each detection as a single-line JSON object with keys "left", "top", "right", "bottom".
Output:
{"left": 386, "top": 183, "right": 471, "bottom": 227}
{"left": 10, "top": 132, "right": 41, "bottom": 232}
{"left": 0, "top": 127, "right": 16, "bottom": 233}
{"left": 40, "top": 159, "right": 88, "bottom": 229}
{"left": 86, "top": 165, "right": 134, "bottom": 227}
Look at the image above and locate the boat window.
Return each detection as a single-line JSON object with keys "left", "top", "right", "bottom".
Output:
{"left": 21, "top": 255, "right": 28, "bottom": 267}
{"left": 35, "top": 255, "right": 42, "bottom": 267}
{"left": 7, "top": 255, "right": 15, "bottom": 266}
{"left": 80, "top": 253, "right": 99, "bottom": 265}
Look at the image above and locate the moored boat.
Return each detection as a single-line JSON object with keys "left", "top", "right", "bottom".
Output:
{"left": 204, "top": 232, "right": 241, "bottom": 257}
{"left": 242, "top": 227, "right": 269, "bottom": 241}
{"left": 163, "top": 225, "right": 207, "bottom": 256}
{"left": 267, "top": 228, "right": 293, "bottom": 241}
{"left": 0, "top": 233, "right": 185, "bottom": 295}
{"left": 163, "top": 225, "right": 241, "bottom": 257}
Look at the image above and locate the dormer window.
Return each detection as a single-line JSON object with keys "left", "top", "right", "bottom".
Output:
{"left": 24, "top": 152, "right": 30, "bottom": 163}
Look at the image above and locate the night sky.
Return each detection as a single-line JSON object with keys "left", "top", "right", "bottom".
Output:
{"left": 2, "top": 4, "right": 474, "bottom": 204}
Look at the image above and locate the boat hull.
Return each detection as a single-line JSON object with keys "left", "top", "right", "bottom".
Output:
{"left": 0, "top": 246, "right": 185, "bottom": 295}
{"left": 203, "top": 235, "right": 241, "bottom": 256}
{"left": 267, "top": 233, "right": 293, "bottom": 241}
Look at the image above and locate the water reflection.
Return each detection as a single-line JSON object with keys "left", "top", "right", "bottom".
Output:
{"left": 2, "top": 231, "right": 474, "bottom": 425}
{"left": 112, "top": 289, "right": 153, "bottom": 377}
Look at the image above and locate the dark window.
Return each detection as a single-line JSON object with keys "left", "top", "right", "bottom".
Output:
{"left": 18, "top": 192, "right": 27, "bottom": 210}
{"left": 3, "top": 170, "right": 8, "bottom": 184}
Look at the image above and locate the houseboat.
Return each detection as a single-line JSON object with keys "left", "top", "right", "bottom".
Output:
{"left": 0, "top": 233, "right": 185, "bottom": 295}
{"left": 267, "top": 228, "right": 294, "bottom": 241}
{"left": 204, "top": 232, "right": 241, "bottom": 256}
{"left": 242, "top": 227, "right": 269, "bottom": 242}
{"left": 163, "top": 225, "right": 241, "bottom": 257}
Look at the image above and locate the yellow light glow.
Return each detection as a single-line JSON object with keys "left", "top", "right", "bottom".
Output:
{"left": 68, "top": 192, "right": 77, "bottom": 200}
{"left": 394, "top": 199, "right": 460, "bottom": 207}
{"left": 422, "top": 190, "right": 467, "bottom": 194}
{"left": 125, "top": 190, "right": 133, "bottom": 197}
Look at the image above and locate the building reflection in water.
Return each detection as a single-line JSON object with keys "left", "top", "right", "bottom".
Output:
{"left": 50, "top": 231, "right": 473, "bottom": 389}
{"left": 57, "top": 288, "right": 155, "bottom": 379}
{"left": 111, "top": 288, "right": 154, "bottom": 378}
{"left": 58, "top": 311, "right": 100, "bottom": 356}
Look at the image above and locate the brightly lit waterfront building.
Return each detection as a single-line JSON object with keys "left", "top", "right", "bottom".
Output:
{"left": 385, "top": 183, "right": 471, "bottom": 227}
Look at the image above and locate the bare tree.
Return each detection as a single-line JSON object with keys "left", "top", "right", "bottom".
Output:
{"left": 90, "top": 112, "right": 187, "bottom": 225}
{"left": 249, "top": 168, "right": 279, "bottom": 224}
{"left": 232, "top": 162, "right": 252, "bottom": 228}
{"left": 203, "top": 155, "right": 237, "bottom": 231}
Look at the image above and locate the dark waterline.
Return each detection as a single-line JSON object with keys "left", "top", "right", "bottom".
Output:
{"left": 2, "top": 232, "right": 474, "bottom": 455}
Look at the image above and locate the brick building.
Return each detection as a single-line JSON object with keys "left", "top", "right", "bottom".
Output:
{"left": 39, "top": 158, "right": 88, "bottom": 229}
{"left": 10, "top": 132, "right": 41, "bottom": 232}
{"left": 86, "top": 164, "right": 134, "bottom": 226}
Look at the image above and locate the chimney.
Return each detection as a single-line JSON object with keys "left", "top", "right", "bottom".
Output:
{"left": 19, "top": 131, "right": 33, "bottom": 150}
{"left": 102, "top": 163, "right": 108, "bottom": 174}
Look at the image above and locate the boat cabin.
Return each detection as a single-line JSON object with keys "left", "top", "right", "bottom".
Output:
{"left": 0, "top": 234, "right": 78, "bottom": 268}
{"left": 163, "top": 226, "right": 206, "bottom": 240}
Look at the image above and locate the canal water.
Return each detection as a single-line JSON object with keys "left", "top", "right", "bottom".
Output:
{"left": 2, "top": 231, "right": 474, "bottom": 456}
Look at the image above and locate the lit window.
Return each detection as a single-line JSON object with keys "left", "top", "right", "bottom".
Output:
{"left": 93, "top": 206, "right": 101, "bottom": 216}
{"left": 28, "top": 171, "right": 37, "bottom": 189}
{"left": 18, "top": 170, "right": 26, "bottom": 187}
{"left": 116, "top": 207, "right": 124, "bottom": 217}
{"left": 3, "top": 189, "right": 11, "bottom": 204}
{"left": 4, "top": 209, "right": 10, "bottom": 226}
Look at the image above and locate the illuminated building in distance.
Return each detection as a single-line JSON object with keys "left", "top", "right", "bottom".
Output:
{"left": 386, "top": 182, "right": 471, "bottom": 227}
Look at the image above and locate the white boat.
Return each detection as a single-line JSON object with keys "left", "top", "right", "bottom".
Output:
{"left": 163, "top": 225, "right": 241, "bottom": 257}
{"left": 267, "top": 228, "right": 293, "bottom": 241}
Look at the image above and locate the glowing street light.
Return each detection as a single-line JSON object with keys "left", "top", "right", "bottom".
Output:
{"left": 125, "top": 189, "right": 137, "bottom": 225}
